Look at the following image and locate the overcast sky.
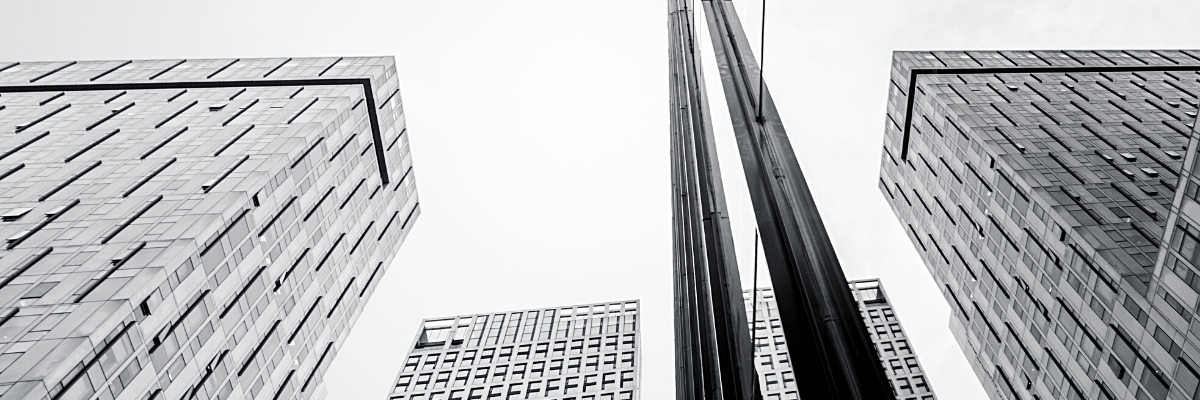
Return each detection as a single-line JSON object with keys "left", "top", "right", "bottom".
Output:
{"left": 3, "top": 0, "right": 1200, "bottom": 399}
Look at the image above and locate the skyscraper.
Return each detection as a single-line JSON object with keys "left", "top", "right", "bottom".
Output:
{"left": 879, "top": 50, "right": 1200, "bottom": 400}
{"left": 388, "top": 300, "right": 641, "bottom": 400}
{"left": 745, "top": 280, "right": 937, "bottom": 400}
{"left": 0, "top": 57, "right": 417, "bottom": 400}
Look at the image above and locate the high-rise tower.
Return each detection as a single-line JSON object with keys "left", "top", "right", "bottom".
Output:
{"left": 745, "top": 280, "right": 937, "bottom": 400}
{"left": 0, "top": 57, "right": 417, "bottom": 400}
{"left": 879, "top": 50, "right": 1200, "bottom": 400}
{"left": 387, "top": 300, "right": 641, "bottom": 400}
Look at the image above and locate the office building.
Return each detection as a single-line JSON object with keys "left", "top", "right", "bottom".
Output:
{"left": 0, "top": 57, "right": 417, "bottom": 400}
{"left": 879, "top": 49, "right": 1200, "bottom": 399}
{"left": 388, "top": 300, "right": 640, "bottom": 400}
{"left": 745, "top": 280, "right": 936, "bottom": 400}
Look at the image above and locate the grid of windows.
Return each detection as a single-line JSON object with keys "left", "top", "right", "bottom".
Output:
{"left": 0, "top": 58, "right": 416, "bottom": 400}
{"left": 880, "top": 50, "right": 1200, "bottom": 400}
{"left": 744, "top": 281, "right": 936, "bottom": 400}
{"left": 390, "top": 301, "right": 640, "bottom": 400}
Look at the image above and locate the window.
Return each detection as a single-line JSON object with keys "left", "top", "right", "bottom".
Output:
{"left": 471, "top": 368, "right": 488, "bottom": 385}
{"left": 491, "top": 365, "right": 507, "bottom": 381}
{"left": 530, "top": 361, "right": 545, "bottom": 378}
{"left": 896, "top": 377, "right": 913, "bottom": 396}
{"left": 567, "top": 357, "right": 581, "bottom": 374}
{"left": 521, "top": 311, "right": 539, "bottom": 342}
{"left": 765, "top": 373, "right": 780, "bottom": 390}
{"left": 461, "top": 350, "right": 477, "bottom": 366}
{"left": 504, "top": 384, "right": 522, "bottom": 400}
{"left": 442, "top": 352, "right": 459, "bottom": 368}
{"left": 415, "top": 373, "right": 432, "bottom": 390}
{"left": 880, "top": 341, "right": 896, "bottom": 357}
{"left": 603, "top": 336, "right": 618, "bottom": 352}
{"left": 422, "top": 355, "right": 440, "bottom": 370}
{"left": 585, "top": 355, "right": 599, "bottom": 371}
{"left": 434, "top": 371, "right": 450, "bottom": 389}
{"left": 603, "top": 354, "right": 617, "bottom": 370}
{"left": 620, "top": 352, "right": 635, "bottom": 368}
{"left": 565, "top": 376, "right": 582, "bottom": 394}
{"left": 549, "top": 360, "right": 563, "bottom": 376}
{"left": 552, "top": 341, "right": 566, "bottom": 356}
{"left": 487, "top": 385, "right": 503, "bottom": 399}
{"left": 485, "top": 314, "right": 505, "bottom": 345}
{"left": 480, "top": 348, "right": 495, "bottom": 364}
{"left": 404, "top": 356, "right": 420, "bottom": 372}
{"left": 905, "top": 357, "right": 921, "bottom": 373}
{"left": 526, "top": 381, "right": 543, "bottom": 398}
{"left": 602, "top": 372, "right": 617, "bottom": 390}
{"left": 897, "top": 340, "right": 911, "bottom": 355}
{"left": 498, "top": 347, "right": 512, "bottom": 362}
{"left": 511, "top": 363, "right": 526, "bottom": 380}
{"left": 913, "top": 376, "right": 929, "bottom": 393}
{"left": 587, "top": 337, "right": 601, "bottom": 353}
{"left": 396, "top": 375, "right": 413, "bottom": 391}
{"left": 545, "top": 379, "right": 562, "bottom": 396}
{"left": 535, "top": 343, "right": 548, "bottom": 358}
{"left": 453, "top": 370, "right": 469, "bottom": 387}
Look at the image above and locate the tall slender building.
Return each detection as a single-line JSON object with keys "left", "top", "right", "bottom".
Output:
{"left": 388, "top": 300, "right": 641, "bottom": 400}
{"left": 879, "top": 50, "right": 1200, "bottom": 400}
{"left": 745, "top": 280, "right": 936, "bottom": 400}
{"left": 0, "top": 58, "right": 417, "bottom": 400}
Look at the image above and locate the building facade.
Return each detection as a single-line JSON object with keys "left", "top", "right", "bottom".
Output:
{"left": 0, "top": 58, "right": 417, "bottom": 400}
{"left": 879, "top": 49, "right": 1200, "bottom": 400}
{"left": 745, "top": 280, "right": 936, "bottom": 400}
{"left": 388, "top": 300, "right": 641, "bottom": 400}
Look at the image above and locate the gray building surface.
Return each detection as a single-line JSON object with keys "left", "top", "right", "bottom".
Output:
{"left": 0, "top": 57, "right": 417, "bottom": 400}
{"left": 879, "top": 49, "right": 1200, "bottom": 400}
{"left": 745, "top": 280, "right": 936, "bottom": 400}
{"left": 388, "top": 300, "right": 641, "bottom": 400}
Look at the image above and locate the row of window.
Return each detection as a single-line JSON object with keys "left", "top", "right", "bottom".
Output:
{"left": 390, "top": 389, "right": 635, "bottom": 400}
{"left": 394, "top": 372, "right": 636, "bottom": 398}
{"left": 405, "top": 335, "right": 636, "bottom": 371}
{"left": 397, "top": 354, "right": 636, "bottom": 392}
{"left": 418, "top": 306, "right": 638, "bottom": 350}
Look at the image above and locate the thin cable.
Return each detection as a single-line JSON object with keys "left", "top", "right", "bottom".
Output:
{"left": 754, "top": 0, "right": 768, "bottom": 124}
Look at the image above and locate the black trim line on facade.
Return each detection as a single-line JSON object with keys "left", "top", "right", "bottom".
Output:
{"left": 899, "top": 65, "right": 1200, "bottom": 160}
{"left": 0, "top": 78, "right": 394, "bottom": 184}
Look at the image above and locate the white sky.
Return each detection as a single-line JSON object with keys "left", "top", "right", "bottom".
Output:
{"left": 3, "top": 1, "right": 1200, "bottom": 399}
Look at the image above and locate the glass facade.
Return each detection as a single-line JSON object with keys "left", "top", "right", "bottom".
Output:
{"left": 879, "top": 50, "right": 1200, "bottom": 399}
{"left": 744, "top": 280, "right": 936, "bottom": 400}
{"left": 389, "top": 301, "right": 640, "bottom": 400}
{"left": 0, "top": 57, "right": 417, "bottom": 400}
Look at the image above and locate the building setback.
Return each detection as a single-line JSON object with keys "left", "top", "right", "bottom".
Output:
{"left": 745, "top": 280, "right": 936, "bottom": 400}
{"left": 879, "top": 49, "right": 1200, "bottom": 400}
{"left": 388, "top": 300, "right": 641, "bottom": 400}
{"left": 0, "top": 58, "right": 418, "bottom": 400}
